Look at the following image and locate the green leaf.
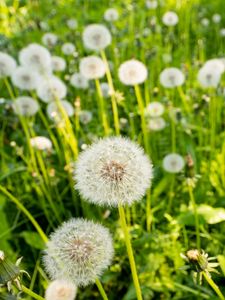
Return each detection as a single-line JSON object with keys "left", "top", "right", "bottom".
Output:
{"left": 20, "top": 231, "right": 45, "bottom": 250}
{"left": 197, "top": 205, "right": 225, "bottom": 224}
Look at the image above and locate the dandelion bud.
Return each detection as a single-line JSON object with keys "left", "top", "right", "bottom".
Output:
{"left": 43, "top": 218, "right": 114, "bottom": 287}
{"left": 45, "top": 279, "right": 77, "bottom": 300}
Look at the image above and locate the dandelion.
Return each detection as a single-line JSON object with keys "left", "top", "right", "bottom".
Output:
{"left": 118, "top": 59, "right": 148, "bottom": 86}
{"left": 145, "top": 0, "right": 158, "bottom": 9}
{"left": 201, "top": 18, "right": 209, "bottom": 26}
{"left": 42, "top": 33, "right": 58, "bottom": 47}
{"left": 12, "top": 96, "right": 39, "bottom": 117}
{"left": 67, "top": 19, "right": 78, "bottom": 29}
{"left": 52, "top": 56, "right": 66, "bottom": 72}
{"left": 79, "top": 110, "right": 93, "bottom": 125}
{"left": 11, "top": 66, "right": 41, "bottom": 90}
{"left": 74, "top": 136, "right": 153, "bottom": 207}
{"left": 37, "top": 76, "right": 67, "bottom": 102}
{"left": 204, "top": 59, "right": 225, "bottom": 74}
{"left": 19, "top": 43, "right": 52, "bottom": 74}
{"left": 212, "top": 14, "right": 221, "bottom": 24}
{"left": 148, "top": 118, "right": 166, "bottom": 131}
{"left": 145, "top": 101, "right": 165, "bottom": 118}
{"left": 82, "top": 24, "right": 112, "bottom": 51}
{"left": 30, "top": 136, "right": 52, "bottom": 151}
{"left": 220, "top": 28, "right": 225, "bottom": 37}
{"left": 0, "top": 52, "right": 17, "bottom": 78}
{"left": 160, "top": 67, "right": 185, "bottom": 88}
{"left": 79, "top": 56, "right": 106, "bottom": 80}
{"left": 45, "top": 279, "right": 77, "bottom": 300}
{"left": 61, "top": 43, "right": 76, "bottom": 55}
{"left": 70, "top": 73, "right": 89, "bottom": 89}
{"left": 100, "top": 82, "right": 111, "bottom": 98}
{"left": 43, "top": 218, "right": 114, "bottom": 287}
{"left": 197, "top": 66, "right": 221, "bottom": 88}
{"left": 162, "top": 11, "right": 179, "bottom": 26}
{"left": 163, "top": 153, "right": 185, "bottom": 173}
{"left": 104, "top": 8, "right": 119, "bottom": 22}
{"left": 47, "top": 100, "right": 74, "bottom": 121}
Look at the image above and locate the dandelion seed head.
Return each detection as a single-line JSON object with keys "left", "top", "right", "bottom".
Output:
{"left": 100, "top": 82, "right": 111, "bottom": 98}
{"left": 212, "top": 14, "right": 221, "bottom": 24}
{"left": 160, "top": 67, "right": 185, "bottom": 88}
{"left": 30, "top": 136, "right": 52, "bottom": 151}
{"left": 145, "top": 101, "right": 165, "bottom": 118}
{"left": 42, "top": 33, "right": 58, "bottom": 47}
{"left": 43, "top": 218, "right": 114, "bottom": 287}
{"left": 82, "top": 24, "right": 112, "bottom": 51}
{"left": 67, "top": 19, "right": 78, "bottom": 29}
{"left": 79, "top": 56, "right": 106, "bottom": 80}
{"left": 13, "top": 96, "right": 39, "bottom": 117}
{"left": 70, "top": 73, "right": 89, "bottom": 89}
{"left": 163, "top": 153, "right": 185, "bottom": 173}
{"left": 104, "top": 8, "right": 119, "bottom": 22}
{"left": 79, "top": 110, "right": 93, "bottom": 125}
{"left": 74, "top": 137, "right": 153, "bottom": 207}
{"left": 52, "top": 56, "right": 66, "bottom": 72}
{"left": 37, "top": 76, "right": 67, "bottom": 102}
{"left": 118, "top": 59, "right": 148, "bottom": 86}
{"left": 197, "top": 66, "right": 221, "bottom": 88}
{"left": 47, "top": 100, "right": 74, "bottom": 121}
{"left": 148, "top": 117, "right": 166, "bottom": 131}
{"left": 62, "top": 43, "right": 76, "bottom": 55}
{"left": 0, "top": 52, "right": 17, "bottom": 78}
{"left": 11, "top": 66, "right": 41, "bottom": 90}
{"left": 45, "top": 279, "right": 77, "bottom": 300}
{"left": 162, "top": 11, "right": 179, "bottom": 26}
{"left": 146, "top": 0, "right": 158, "bottom": 9}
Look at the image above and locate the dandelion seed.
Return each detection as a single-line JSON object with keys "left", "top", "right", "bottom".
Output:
{"left": 160, "top": 67, "right": 185, "bottom": 88}
{"left": 162, "top": 11, "right": 179, "bottom": 26}
{"left": 70, "top": 73, "right": 89, "bottom": 89}
{"left": 19, "top": 43, "right": 52, "bottom": 74}
{"left": 74, "top": 137, "right": 153, "bottom": 207}
{"left": 11, "top": 66, "right": 41, "bottom": 90}
{"left": 42, "top": 33, "right": 58, "bottom": 47}
{"left": 118, "top": 59, "right": 148, "bottom": 86}
{"left": 30, "top": 136, "right": 52, "bottom": 151}
{"left": 163, "top": 153, "right": 185, "bottom": 173}
{"left": 52, "top": 56, "right": 66, "bottom": 72}
{"left": 45, "top": 279, "right": 77, "bottom": 300}
{"left": 43, "top": 218, "right": 114, "bottom": 287}
{"left": 82, "top": 24, "right": 112, "bottom": 51}
{"left": 37, "top": 76, "right": 67, "bottom": 102}
{"left": 79, "top": 56, "right": 106, "bottom": 80}
{"left": 12, "top": 96, "right": 39, "bottom": 117}
{"left": 79, "top": 110, "right": 93, "bottom": 125}
{"left": 104, "top": 8, "right": 119, "bottom": 22}
{"left": 0, "top": 52, "right": 17, "bottom": 78}
{"left": 62, "top": 43, "right": 76, "bottom": 55}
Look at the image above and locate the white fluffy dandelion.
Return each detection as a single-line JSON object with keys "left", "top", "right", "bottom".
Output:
{"left": 70, "top": 73, "right": 89, "bottom": 89}
{"left": 67, "top": 19, "right": 78, "bottom": 29}
{"left": 43, "top": 218, "right": 114, "bottom": 287}
{"left": 212, "top": 14, "right": 221, "bottom": 24}
{"left": 148, "top": 118, "right": 166, "bottom": 131}
{"left": 163, "top": 153, "right": 185, "bottom": 173}
{"left": 104, "top": 8, "right": 119, "bottom": 22}
{"left": 204, "top": 58, "right": 225, "bottom": 74}
{"left": 0, "top": 52, "right": 17, "bottom": 78}
{"left": 100, "top": 82, "right": 111, "bottom": 98}
{"left": 11, "top": 66, "right": 41, "bottom": 90}
{"left": 160, "top": 67, "right": 185, "bottom": 88}
{"left": 74, "top": 137, "right": 153, "bottom": 207}
{"left": 118, "top": 59, "right": 148, "bottom": 86}
{"left": 13, "top": 96, "right": 39, "bottom": 117}
{"left": 42, "top": 33, "right": 58, "bottom": 47}
{"left": 47, "top": 100, "right": 74, "bottom": 121}
{"left": 19, "top": 43, "right": 52, "bottom": 74}
{"left": 79, "top": 56, "right": 106, "bottom": 80}
{"left": 79, "top": 110, "right": 93, "bottom": 125}
{"left": 45, "top": 280, "right": 77, "bottom": 300}
{"left": 162, "top": 11, "right": 179, "bottom": 26}
{"left": 82, "top": 24, "right": 112, "bottom": 51}
{"left": 30, "top": 136, "right": 52, "bottom": 151}
{"left": 37, "top": 76, "right": 67, "bottom": 102}
{"left": 201, "top": 18, "right": 209, "bottom": 26}
{"left": 52, "top": 56, "right": 66, "bottom": 72}
{"left": 197, "top": 66, "right": 221, "bottom": 88}
{"left": 146, "top": 0, "right": 158, "bottom": 9}
{"left": 61, "top": 43, "right": 76, "bottom": 55}
{"left": 145, "top": 101, "right": 165, "bottom": 118}
{"left": 220, "top": 28, "right": 225, "bottom": 37}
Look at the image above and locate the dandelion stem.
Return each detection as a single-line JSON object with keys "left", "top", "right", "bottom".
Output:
{"left": 202, "top": 271, "right": 225, "bottom": 300}
{"left": 95, "top": 278, "right": 109, "bottom": 300}
{"left": 22, "top": 285, "right": 45, "bottom": 300}
{"left": 0, "top": 185, "right": 48, "bottom": 244}
{"left": 118, "top": 204, "right": 143, "bottom": 300}
{"left": 187, "top": 183, "right": 200, "bottom": 249}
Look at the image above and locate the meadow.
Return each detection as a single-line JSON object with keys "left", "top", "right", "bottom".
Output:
{"left": 0, "top": 0, "right": 225, "bottom": 299}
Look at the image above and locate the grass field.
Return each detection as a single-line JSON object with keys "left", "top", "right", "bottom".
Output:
{"left": 0, "top": 0, "right": 225, "bottom": 299}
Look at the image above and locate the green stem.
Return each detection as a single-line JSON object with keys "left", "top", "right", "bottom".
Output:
{"left": 0, "top": 185, "right": 48, "bottom": 243}
{"left": 202, "top": 271, "right": 225, "bottom": 300}
{"left": 146, "top": 189, "right": 151, "bottom": 231}
{"left": 95, "top": 278, "right": 109, "bottom": 300}
{"left": 22, "top": 285, "right": 45, "bottom": 300}
{"left": 118, "top": 204, "right": 143, "bottom": 300}
{"left": 188, "top": 184, "right": 200, "bottom": 249}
